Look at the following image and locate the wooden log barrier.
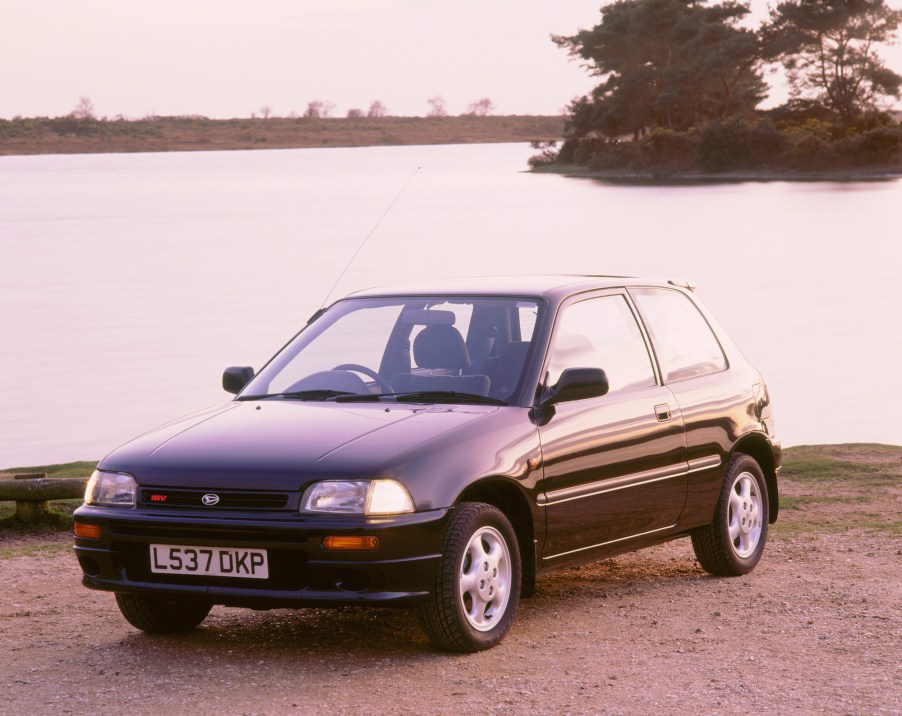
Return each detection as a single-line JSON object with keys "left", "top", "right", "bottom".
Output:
{"left": 0, "top": 473, "right": 89, "bottom": 524}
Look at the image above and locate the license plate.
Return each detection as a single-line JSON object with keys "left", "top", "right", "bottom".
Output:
{"left": 150, "top": 544, "right": 269, "bottom": 579}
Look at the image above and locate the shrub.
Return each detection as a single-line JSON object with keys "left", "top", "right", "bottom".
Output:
{"left": 556, "top": 138, "right": 579, "bottom": 164}
{"left": 782, "top": 120, "right": 834, "bottom": 168}
{"left": 572, "top": 137, "right": 609, "bottom": 165}
{"left": 836, "top": 127, "right": 902, "bottom": 165}
{"left": 764, "top": 100, "right": 835, "bottom": 129}
{"left": 527, "top": 140, "right": 559, "bottom": 168}
{"left": 638, "top": 129, "right": 699, "bottom": 170}
{"left": 587, "top": 141, "right": 642, "bottom": 170}
{"left": 699, "top": 118, "right": 784, "bottom": 171}
{"left": 49, "top": 116, "right": 102, "bottom": 137}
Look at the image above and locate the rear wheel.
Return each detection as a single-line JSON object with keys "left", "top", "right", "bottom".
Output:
{"left": 692, "top": 453, "right": 769, "bottom": 576}
{"left": 420, "top": 502, "right": 521, "bottom": 652}
{"left": 115, "top": 593, "right": 212, "bottom": 634}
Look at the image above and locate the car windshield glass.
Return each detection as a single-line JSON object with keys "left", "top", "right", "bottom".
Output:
{"left": 240, "top": 296, "right": 542, "bottom": 405}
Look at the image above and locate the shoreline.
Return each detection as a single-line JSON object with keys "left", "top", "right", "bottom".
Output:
{"left": 530, "top": 162, "right": 902, "bottom": 183}
{"left": 3, "top": 115, "right": 899, "bottom": 182}
{"left": 0, "top": 115, "right": 564, "bottom": 157}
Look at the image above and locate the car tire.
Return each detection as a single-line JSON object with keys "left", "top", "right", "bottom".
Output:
{"left": 420, "top": 502, "right": 521, "bottom": 652}
{"left": 115, "top": 592, "right": 212, "bottom": 634}
{"left": 691, "top": 453, "right": 769, "bottom": 576}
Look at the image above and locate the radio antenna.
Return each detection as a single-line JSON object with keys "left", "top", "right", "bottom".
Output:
{"left": 320, "top": 165, "right": 421, "bottom": 309}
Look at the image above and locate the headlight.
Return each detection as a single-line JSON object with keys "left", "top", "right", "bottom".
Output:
{"left": 302, "top": 479, "right": 414, "bottom": 515}
{"left": 84, "top": 470, "right": 137, "bottom": 507}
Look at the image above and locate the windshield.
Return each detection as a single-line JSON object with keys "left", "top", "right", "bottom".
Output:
{"left": 241, "top": 296, "right": 542, "bottom": 404}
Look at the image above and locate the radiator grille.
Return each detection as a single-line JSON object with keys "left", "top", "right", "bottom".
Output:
{"left": 139, "top": 488, "right": 290, "bottom": 511}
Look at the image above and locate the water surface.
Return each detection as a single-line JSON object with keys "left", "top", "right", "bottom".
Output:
{"left": 1, "top": 144, "right": 899, "bottom": 466}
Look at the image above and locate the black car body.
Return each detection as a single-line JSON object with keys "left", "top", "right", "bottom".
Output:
{"left": 74, "top": 275, "right": 780, "bottom": 651}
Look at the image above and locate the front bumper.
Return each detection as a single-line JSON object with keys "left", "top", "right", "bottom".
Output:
{"left": 73, "top": 505, "right": 452, "bottom": 608}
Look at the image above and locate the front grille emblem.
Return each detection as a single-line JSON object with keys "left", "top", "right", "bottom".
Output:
{"left": 201, "top": 493, "right": 220, "bottom": 506}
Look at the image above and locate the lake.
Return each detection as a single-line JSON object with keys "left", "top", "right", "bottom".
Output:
{"left": 1, "top": 143, "right": 900, "bottom": 468}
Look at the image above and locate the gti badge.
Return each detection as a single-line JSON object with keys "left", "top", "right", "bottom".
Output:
{"left": 201, "top": 493, "right": 220, "bottom": 506}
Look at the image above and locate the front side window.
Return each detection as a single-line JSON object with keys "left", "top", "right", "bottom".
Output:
{"left": 630, "top": 288, "right": 727, "bottom": 382}
{"left": 546, "top": 295, "right": 657, "bottom": 394}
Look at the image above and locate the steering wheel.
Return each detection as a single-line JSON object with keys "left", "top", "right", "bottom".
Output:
{"left": 333, "top": 364, "right": 394, "bottom": 393}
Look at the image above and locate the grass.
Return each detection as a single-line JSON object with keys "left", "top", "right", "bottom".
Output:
{"left": 779, "top": 443, "right": 901, "bottom": 485}
{"left": 779, "top": 494, "right": 871, "bottom": 509}
{"left": 0, "top": 508, "right": 75, "bottom": 533}
{"left": 773, "top": 444, "right": 901, "bottom": 537}
{"left": 854, "top": 519, "right": 902, "bottom": 536}
{"left": 0, "top": 460, "right": 97, "bottom": 479}
{"left": 0, "top": 541, "right": 72, "bottom": 560}
{"left": 0, "top": 499, "right": 81, "bottom": 535}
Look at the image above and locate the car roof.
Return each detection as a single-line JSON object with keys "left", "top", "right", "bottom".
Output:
{"left": 343, "top": 275, "right": 695, "bottom": 302}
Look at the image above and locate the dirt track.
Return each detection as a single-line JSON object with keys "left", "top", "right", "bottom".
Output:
{"left": 2, "top": 522, "right": 899, "bottom": 716}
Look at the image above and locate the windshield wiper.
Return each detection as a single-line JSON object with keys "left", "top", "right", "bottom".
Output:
{"left": 238, "top": 389, "right": 354, "bottom": 402}
{"left": 336, "top": 391, "right": 507, "bottom": 406}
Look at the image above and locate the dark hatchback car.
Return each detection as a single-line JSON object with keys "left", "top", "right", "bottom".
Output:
{"left": 74, "top": 275, "right": 780, "bottom": 652}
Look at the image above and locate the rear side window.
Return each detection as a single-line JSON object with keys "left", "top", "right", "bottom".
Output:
{"left": 631, "top": 288, "right": 726, "bottom": 382}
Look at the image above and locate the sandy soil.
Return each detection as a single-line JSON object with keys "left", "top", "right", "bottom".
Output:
{"left": 2, "top": 473, "right": 900, "bottom": 716}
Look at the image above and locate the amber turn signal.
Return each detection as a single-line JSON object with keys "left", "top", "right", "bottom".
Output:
{"left": 322, "top": 535, "right": 380, "bottom": 551}
{"left": 74, "top": 521, "right": 102, "bottom": 539}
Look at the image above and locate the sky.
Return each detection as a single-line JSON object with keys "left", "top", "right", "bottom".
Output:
{"left": 2, "top": 0, "right": 902, "bottom": 120}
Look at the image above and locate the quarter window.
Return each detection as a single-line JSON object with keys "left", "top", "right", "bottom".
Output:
{"left": 546, "top": 295, "right": 656, "bottom": 394}
{"left": 631, "top": 288, "right": 727, "bottom": 382}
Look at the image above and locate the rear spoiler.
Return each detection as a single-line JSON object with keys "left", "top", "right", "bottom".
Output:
{"left": 668, "top": 279, "right": 697, "bottom": 292}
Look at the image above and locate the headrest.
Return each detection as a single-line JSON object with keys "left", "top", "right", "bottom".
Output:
{"left": 413, "top": 325, "right": 471, "bottom": 371}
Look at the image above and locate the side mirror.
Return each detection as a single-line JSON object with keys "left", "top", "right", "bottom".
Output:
{"left": 223, "top": 366, "right": 255, "bottom": 394}
{"left": 541, "top": 368, "right": 609, "bottom": 406}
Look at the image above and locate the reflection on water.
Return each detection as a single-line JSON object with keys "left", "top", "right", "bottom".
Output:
{"left": 1, "top": 144, "right": 900, "bottom": 466}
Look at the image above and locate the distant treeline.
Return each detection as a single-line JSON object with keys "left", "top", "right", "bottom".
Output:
{"left": 0, "top": 115, "right": 565, "bottom": 156}
{"left": 536, "top": 0, "right": 902, "bottom": 174}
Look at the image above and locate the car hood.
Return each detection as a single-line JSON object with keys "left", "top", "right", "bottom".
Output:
{"left": 100, "top": 400, "right": 498, "bottom": 490}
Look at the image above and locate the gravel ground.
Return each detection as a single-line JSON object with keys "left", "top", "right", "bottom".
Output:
{"left": 2, "top": 468, "right": 900, "bottom": 716}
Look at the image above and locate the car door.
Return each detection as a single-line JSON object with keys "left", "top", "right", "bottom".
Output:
{"left": 537, "top": 292, "right": 688, "bottom": 564}
{"left": 629, "top": 287, "right": 747, "bottom": 525}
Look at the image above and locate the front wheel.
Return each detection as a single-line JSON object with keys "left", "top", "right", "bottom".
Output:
{"left": 115, "top": 593, "right": 212, "bottom": 634}
{"left": 420, "top": 502, "right": 521, "bottom": 652}
{"left": 692, "top": 453, "right": 769, "bottom": 576}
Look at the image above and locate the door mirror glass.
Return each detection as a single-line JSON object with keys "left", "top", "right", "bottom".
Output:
{"left": 542, "top": 367, "right": 609, "bottom": 406}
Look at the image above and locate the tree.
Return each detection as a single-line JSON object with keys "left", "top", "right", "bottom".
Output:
{"left": 259, "top": 105, "right": 272, "bottom": 119}
{"left": 367, "top": 100, "right": 388, "bottom": 118}
{"left": 346, "top": 108, "right": 365, "bottom": 118}
{"left": 464, "top": 98, "right": 495, "bottom": 116}
{"left": 763, "top": 0, "right": 902, "bottom": 125}
{"left": 553, "top": 0, "right": 765, "bottom": 139}
{"left": 71, "top": 96, "right": 95, "bottom": 120}
{"left": 304, "top": 100, "right": 335, "bottom": 118}
{"left": 427, "top": 96, "right": 449, "bottom": 117}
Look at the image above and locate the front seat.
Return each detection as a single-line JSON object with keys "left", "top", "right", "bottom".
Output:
{"left": 392, "top": 325, "right": 490, "bottom": 396}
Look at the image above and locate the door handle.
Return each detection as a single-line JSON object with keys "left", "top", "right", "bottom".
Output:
{"left": 655, "top": 403, "right": 672, "bottom": 422}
